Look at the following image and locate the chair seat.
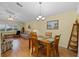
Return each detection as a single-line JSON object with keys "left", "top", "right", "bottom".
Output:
{"left": 33, "top": 43, "right": 44, "bottom": 49}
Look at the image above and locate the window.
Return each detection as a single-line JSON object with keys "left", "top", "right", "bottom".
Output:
{"left": 6, "top": 24, "right": 13, "bottom": 31}
{"left": 13, "top": 25, "right": 18, "bottom": 31}
{"left": 0, "top": 24, "right": 6, "bottom": 31}
{"left": 0, "top": 24, "right": 19, "bottom": 32}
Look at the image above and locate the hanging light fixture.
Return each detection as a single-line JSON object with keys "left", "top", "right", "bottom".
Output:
{"left": 8, "top": 15, "right": 14, "bottom": 21}
{"left": 36, "top": 2, "right": 45, "bottom": 20}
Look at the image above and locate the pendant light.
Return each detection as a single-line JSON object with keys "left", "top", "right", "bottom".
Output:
{"left": 8, "top": 15, "right": 14, "bottom": 21}
{"left": 36, "top": 2, "right": 45, "bottom": 20}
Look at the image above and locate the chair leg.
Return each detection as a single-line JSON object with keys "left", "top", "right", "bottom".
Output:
{"left": 52, "top": 49, "right": 56, "bottom": 57}
{"left": 31, "top": 45, "right": 33, "bottom": 55}
{"left": 30, "top": 48, "right": 32, "bottom": 56}
{"left": 32, "top": 47, "right": 39, "bottom": 57}
{"left": 35, "top": 48, "right": 39, "bottom": 56}
{"left": 55, "top": 49, "right": 59, "bottom": 57}
{"left": 50, "top": 48, "right": 56, "bottom": 57}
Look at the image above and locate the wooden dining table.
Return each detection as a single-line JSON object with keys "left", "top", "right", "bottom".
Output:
{"left": 29, "top": 36, "right": 54, "bottom": 56}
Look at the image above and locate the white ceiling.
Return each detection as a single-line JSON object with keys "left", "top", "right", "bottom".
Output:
{"left": 0, "top": 2, "right": 78, "bottom": 22}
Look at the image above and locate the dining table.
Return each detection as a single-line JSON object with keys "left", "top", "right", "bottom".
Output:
{"left": 29, "top": 35, "right": 54, "bottom": 56}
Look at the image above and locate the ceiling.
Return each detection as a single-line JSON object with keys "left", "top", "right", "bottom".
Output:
{"left": 0, "top": 2, "right": 79, "bottom": 22}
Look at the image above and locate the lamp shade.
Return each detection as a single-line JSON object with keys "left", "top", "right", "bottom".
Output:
{"left": 38, "top": 16, "right": 42, "bottom": 18}
{"left": 36, "top": 18, "right": 39, "bottom": 20}
{"left": 42, "top": 17, "right": 45, "bottom": 20}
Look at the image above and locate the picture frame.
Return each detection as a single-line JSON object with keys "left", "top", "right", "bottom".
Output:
{"left": 47, "top": 20, "right": 59, "bottom": 30}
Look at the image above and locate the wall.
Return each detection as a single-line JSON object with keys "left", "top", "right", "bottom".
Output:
{"left": 25, "top": 10, "right": 77, "bottom": 48}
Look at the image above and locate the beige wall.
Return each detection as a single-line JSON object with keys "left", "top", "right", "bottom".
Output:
{"left": 25, "top": 10, "right": 77, "bottom": 48}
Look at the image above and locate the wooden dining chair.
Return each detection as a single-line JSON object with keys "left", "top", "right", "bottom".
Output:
{"left": 29, "top": 32, "right": 37, "bottom": 49}
{"left": 45, "top": 32, "right": 52, "bottom": 38}
{"left": 30, "top": 32, "right": 44, "bottom": 56}
{"left": 31, "top": 37, "right": 39, "bottom": 56}
{"left": 50, "top": 34, "right": 61, "bottom": 57}
{"left": 30, "top": 32, "right": 37, "bottom": 38}
{"left": 29, "top": 32, "right": 37, "bottom": 54}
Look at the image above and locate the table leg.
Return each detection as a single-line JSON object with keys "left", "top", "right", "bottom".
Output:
{"left": 29, "top": 39, "right": 30, "bottom": 49}
{"left": 47, "top": 44, "right": 50, "bottom": 57}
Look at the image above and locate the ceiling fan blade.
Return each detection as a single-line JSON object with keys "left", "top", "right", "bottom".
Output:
{"left": 16, "top": 2, "right": 23, "bottom": 7}
{"left": 5, "top": 9, "right": 15, "bottom": 15}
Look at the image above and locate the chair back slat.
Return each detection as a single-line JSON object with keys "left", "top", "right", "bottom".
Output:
{"left": 30, "top": 32, "right": 38, "bottom": 46}
{"left": 30, "top": 32, "right": 37, "bottom": 38}
{"left": 54, "top": 34, "right": 61, "bottom": 48}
